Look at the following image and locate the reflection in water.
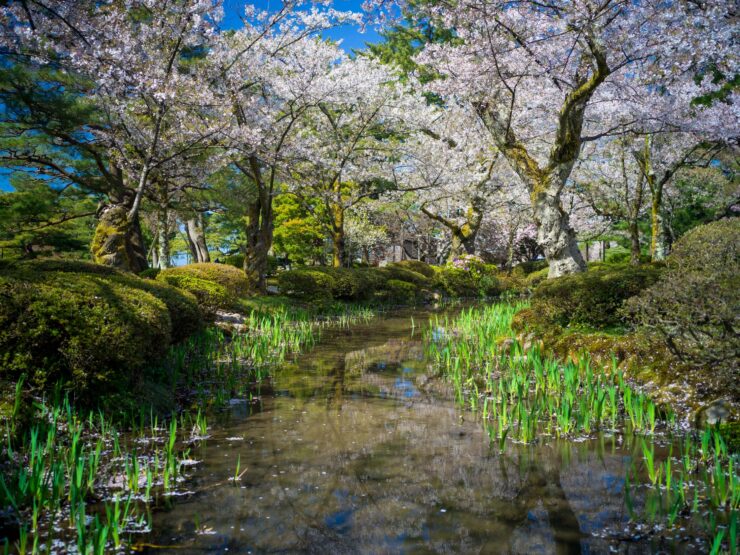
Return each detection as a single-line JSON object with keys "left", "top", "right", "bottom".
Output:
{"left": 142, "top": 310, "right": 676, "bottom": 554}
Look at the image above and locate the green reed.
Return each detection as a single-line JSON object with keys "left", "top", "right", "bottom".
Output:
{"left": 424, "top": 301, "right": 740, "bottom": 551}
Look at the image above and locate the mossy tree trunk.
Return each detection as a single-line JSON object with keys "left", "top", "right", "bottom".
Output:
{"left": 91, "top": 202, "right": 148, "bottom": 273}
{"left": 237, "top": 156, "right": 276, "bottom": 294}
{"left": 421, "top": 200, "right": 483, "bottom": 264}
{"left": 474, "top": 41, "right": 609, "bottom": 278}
{"left": 330, "top": 195, "right": 346, "bottom": 268}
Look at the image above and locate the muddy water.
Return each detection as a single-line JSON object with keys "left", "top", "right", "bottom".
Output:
{"left": 141, "top": 309, "right": 673, "bottom": 554}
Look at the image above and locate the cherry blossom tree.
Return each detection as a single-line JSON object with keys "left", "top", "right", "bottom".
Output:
{"left": 401, "top": 0, "right": 737, "bottom": 277}
{"left": 284, "top": 55, "right": 421, "bottom": 267}
{"left": 214, "top": 7, "right": 363, "bottom": 288}
{"left": 1, "top": 0, "right": 229, "bottom": 271}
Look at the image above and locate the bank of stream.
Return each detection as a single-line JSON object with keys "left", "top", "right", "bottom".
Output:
{"left": 134, "top": 304, "right": 736, "bottom": 554}
{"left": 3, "top": 303, "right": 737, "bottom": 553}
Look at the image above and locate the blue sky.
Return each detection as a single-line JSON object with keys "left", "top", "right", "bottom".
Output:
{"left": 220, "top": 0, "right": 383, "bottom": 53}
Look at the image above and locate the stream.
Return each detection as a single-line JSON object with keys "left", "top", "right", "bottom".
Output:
{"left": 139, "top": 307, "right": 698, "bottom": 554}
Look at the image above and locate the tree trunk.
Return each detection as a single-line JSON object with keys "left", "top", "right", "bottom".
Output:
{"left": 244, "top": 198, "right": 273, "bottom": 293}
{"left": 629, "top": 221, "right": 641, "bottom": 265}
{"left": 186, "top": 214, "right": 210, "bottom": 263}
{"left": 447, "top": 232, "right": 464, "bottom": 263}
{"left": 649, "top": 190, "right": 668, "bottom": 261}
{"left": 91, "top": 201, "right": 148, "bottom": 273}
{"left": 532, "top": 188, "right": 586, "bottom": 278}
{"left": 156, "top": 205, "right": 171, "bottom": 269}
{"left": 330, "top": 202, "right": 345, "bottom": 268}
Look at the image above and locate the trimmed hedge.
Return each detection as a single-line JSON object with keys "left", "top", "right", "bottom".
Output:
{"left": 156, "top": 273, "right": 229, "bottom": 317}
{"left": 528, "top": 264, "right": 664, "bottom": 329}
{"left": 0, "top": 271, "right": 168, "bottom": 400}
{"left": 383, "top": 279, "right": 418, "bottom": 302}
{"left": 433, "top": 266, "right": 478, "bottom": 297}
{"left": 390, "top": 260, "right": 436, "bottom": 278}
{"left": 276, "top": 261, "right": 509, "bottom": 302}
{"left": 12, "top": 260, "right": 201, "bottom": 341}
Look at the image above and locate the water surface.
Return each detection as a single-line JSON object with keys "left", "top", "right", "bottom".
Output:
{"left": 142, "top": 308, "right": 687, "bottom": 554}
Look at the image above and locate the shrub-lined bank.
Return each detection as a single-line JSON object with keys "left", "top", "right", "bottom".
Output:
{"left": 0, "top": 260, "right": 203, "bottom": 403}
{"left": 512, "top": 219, "right": 740, "bottom": 419}
{"left": 277, "top": 258, "right": 502, "bottom": 302}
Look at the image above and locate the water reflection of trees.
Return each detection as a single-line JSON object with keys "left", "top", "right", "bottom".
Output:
{"left": 149, "top": 334, "right": 632, "bottom": 554}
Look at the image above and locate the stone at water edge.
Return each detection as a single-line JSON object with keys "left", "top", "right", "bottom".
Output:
{"left": 694, "top": 398, "right": 736, "bottom": 427}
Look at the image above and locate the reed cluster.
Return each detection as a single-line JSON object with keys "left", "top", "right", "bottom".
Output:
{"left": 425, "top": 302, "right": 738, "bottom": 553}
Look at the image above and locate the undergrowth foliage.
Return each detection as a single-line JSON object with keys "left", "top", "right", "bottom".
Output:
{"left": 0, "top": 304, "right": 376, "bottom": 552}
{"left": 425, "top": 303, "right": 739, "bottom": 552}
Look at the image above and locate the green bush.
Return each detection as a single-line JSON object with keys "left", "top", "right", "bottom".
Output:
{"left": 157, "top": 263, "right": 250, "bottom": 299}
{"left": 511, "top": 260, "right": 547, "bottom": 277}
{"left": 277, "top": 269, "right": 334, "bottom": 300}
{"left": 311, "top": 267, "right": 365, "bottom": 300}
{"left": 605, "top": 246, "right": 630, "bottom": 264}
{"left": 479, "top": 274, "right": 502, "bottom": 296}
{"left": 389, "top": 260, "right": 436, "bottom": 278}
{"left": 138, "top": 268, "right": 161, "bottom": 280}
{"left": 531, "top": 264, "right": 664, "bottom": 329}
{"left": 156, "top": 273, "right": 230, "bottom": 316}
{"left": 13, "top": 259, "right": 201, "bottom": 341}
{"left": 223, "top": 254, "right": 245, "bottom": 269}
{"left": 0, "top": 271, "right": 172, "bottom": 401}
{"left": 376, "top": 265, "right": 431, "bottom": 288}
{"left": 382, "top": 279, "right": 418, "bottom": 303}
{"left": 624, "top": 219, "right": 739, "bottom": 373}
{"left": 433, "top": 266, "right": 479, "bottom": 298}
{"left": 524, "top": 267, "right": 549, "bottom": 288}
{"left": 111, "top": 276, "right": 202, "bottom": 341}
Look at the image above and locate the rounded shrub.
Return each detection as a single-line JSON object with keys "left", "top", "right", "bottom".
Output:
{"left": 311, "top": 267, "right": 365, "bottom": 300}
{"left": 14, "top": 259, "right": 201, "bottom": 340}
{"left": 223, "top": 253, "right": 245, "bottom": 270}
{"left": 156, "top": 273, "right": 229, "bottom": 316}
{"left": 511, "top": 260, "right": 547, "bottom": 277}
{"left": 524, "top": 267, "right": 549, "bottom": 288}
{"left": 382, "top": 279, "right": 418, "bottom": 303}
{"left": 157, "top": 263, "right": 250, "bottom": 299}
{"left": 532, "top": 264, "right": 664, "bottom": 329}
{"left": 478, "top": 273, "right": 502, "bottom": 296}
{"left": 433, "top": 266, "right": 479, "bottom": 298}
{"left": 389, "top": 260, "right": 436, "bottom": 278}
{"left": 110, "top": 276, "right": 202, "bottom": 341}
{"left": 376, "top": 265, "right": 430, "bottom": 288}
{"left": 0, "top": 271, "right": 172, "bottom": 400}
{"left": 277, "top": 269, "right": 334, "bottom": 300}
{"left": 138, "top": 268, "right": 161, "bottom": 280}
{"left": 624, "top": 218, "right": 739, "bottom": 373}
